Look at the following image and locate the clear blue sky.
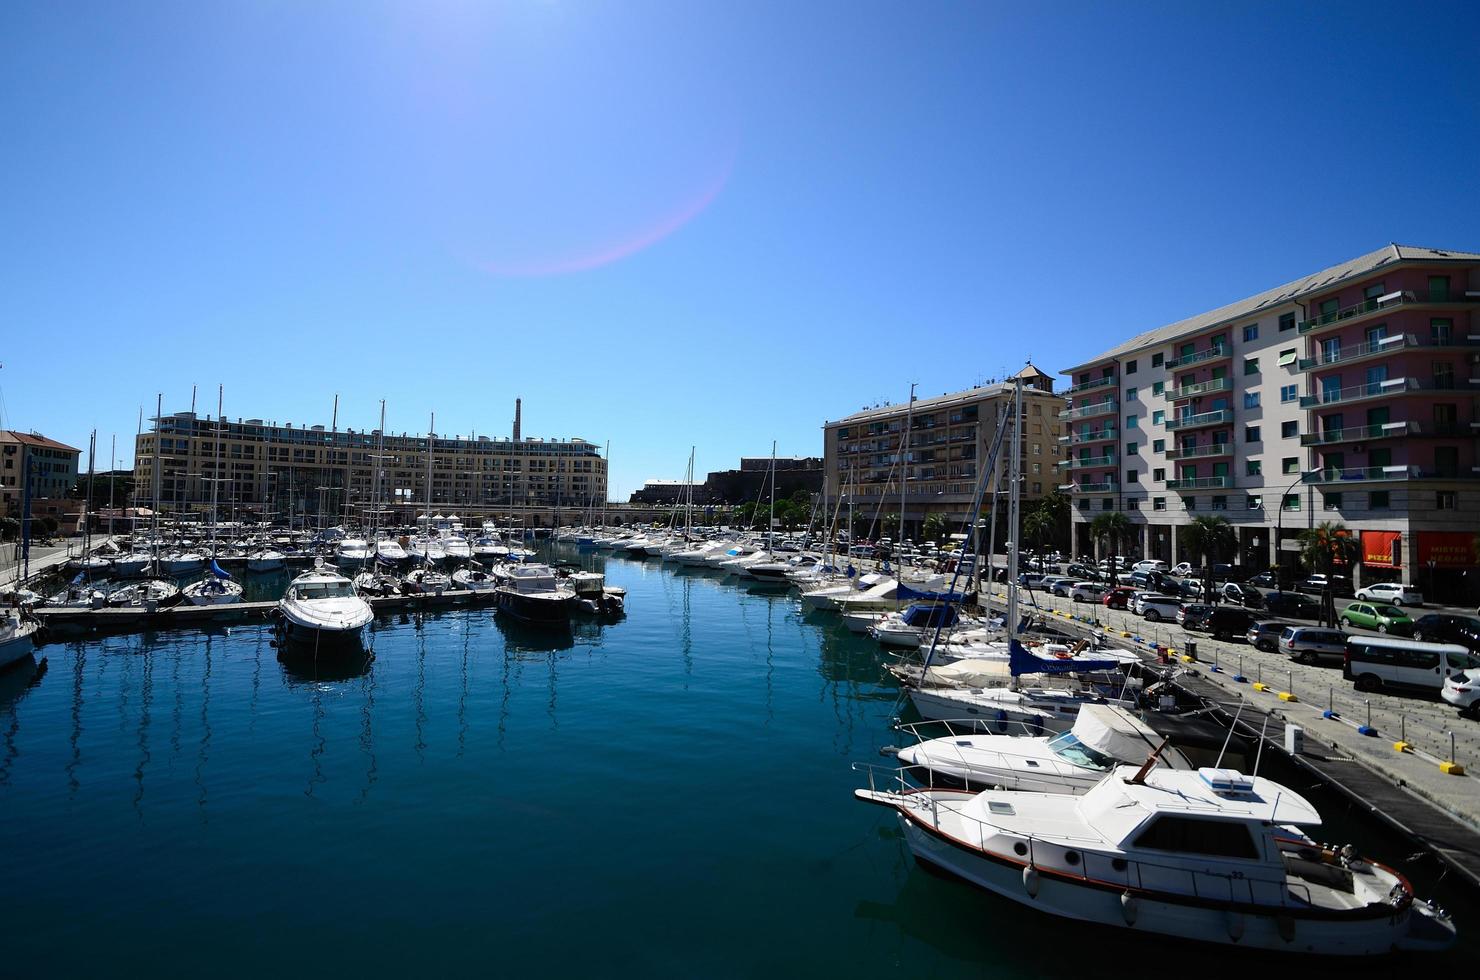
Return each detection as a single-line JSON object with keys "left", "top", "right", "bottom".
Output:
{"left": 3, "top": 1, "right": 1477, "bottom": 496}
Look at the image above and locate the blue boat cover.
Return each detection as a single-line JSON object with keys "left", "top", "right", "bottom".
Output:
{"left": 896, "top": 582, "right": 967, "bottom": 603}
{"left": 900, "top": 603, "right": 959, "bottom": 628}
{"left": 210, "top": 559, "right": 232, "bottom": 580}
{"left": 1008, "top": 639, "right": 1122, "bottom": 677}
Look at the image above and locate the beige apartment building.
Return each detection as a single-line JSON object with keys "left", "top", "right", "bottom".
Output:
{"left": 821, "top": 366, "right": 1065, "bottom": 539}
{"left": 1, "top": 429, "right": 82, "bottom": 521}
{"left": 131, "top": 404, "right": 606, "bottom": 527}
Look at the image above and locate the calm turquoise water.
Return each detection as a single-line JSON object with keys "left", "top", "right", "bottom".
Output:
{"left": 2, "top": 547, "right": 1471, "bottom": 977}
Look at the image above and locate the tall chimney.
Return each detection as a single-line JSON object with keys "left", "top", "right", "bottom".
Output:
{"left": 513, "top": 398, "right": 522, "bottom": 441}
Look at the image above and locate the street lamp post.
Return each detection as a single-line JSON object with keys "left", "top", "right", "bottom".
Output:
{"left": 1273, "top": 471, "right": 1311, "bottom": 592}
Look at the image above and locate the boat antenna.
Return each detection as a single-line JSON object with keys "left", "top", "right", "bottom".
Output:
{"left": 1214, "top": 696, "right": 1246, "bottom": 769}
{"left": 1127, "top": 737, "right": 1172, "bottom": 785}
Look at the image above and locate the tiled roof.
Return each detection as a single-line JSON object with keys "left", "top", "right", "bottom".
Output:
{"left": 1061, "top": 244, "right": 1480, "bottom": 374}
{"left": 829, "top": 380, "right": 1062, "bottom": 426}
{"left": 0, "top": 430, "right": 81, "bottom": 453}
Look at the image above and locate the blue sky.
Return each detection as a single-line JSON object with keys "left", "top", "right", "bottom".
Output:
{"left": 3, "top": 1, "right": 1478, "bottom": 496}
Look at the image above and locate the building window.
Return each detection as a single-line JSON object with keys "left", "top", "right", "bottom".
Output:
{"left": 1324, "top": 492, "right": 1342, "bottom": 511}
{"left": 1245, "top": 425, "right": 1260, "bottom": 443}
{"left": 1428, "top": 276, "right": 1450, "bottom": 301}
{"left": 1431, "top": 318, "right": 1454, "bottom": 344}
{"left": 1437, "top": 490, "right": 1458, "bottom": 510}
{"left": 1151, "top": 381, "right": 1164, "bottom": 395}
{"left": 1369, "top": 490, "right": 1389, "bottom": 509}
{"left": 1126, "top": 359, "right": 1138, "bottom": 374}
{"left": 1126, "top": 415, "right": 1138, "bottom": 429}
{"left": 1281, "top": 420, "right": 1297, "bottom": 439}
{"left": 1032, "top": 482, "right": 1042, "bottom": 494}
{"left": 1098, "top": 498, "right": 1111, "bottom": 511}
{"left": 1032, "top": 444, "right": 1042, "bottom": 455}
{"left": 1282, "top": 457, "right": 1299, "bottom": 474}
{"left": 1279, "top": 384, "right": 1298, "bottom": 403}
{"left": 1246, "top": 460, "right": 1261, "bottom": 476}
{"left": 1151, "top": 410, "right": 1164, "bottom": 426}
{"left": 1185, "top": 496, "right": 1198, "bottom": 511}
{"left": 1153, "top": 468, "right": 1165, "bottom": 482}
{"left": 1031, "top": 462, "right": 1041, "bottom": 473}
{"left": 1247, "top": 494, "right": 1262, "bottom": 510}
{"left": 1126, "top": 442, "right": 1138, "bottom": 454}
{"left": 1078, "top": 498, "right": 1090, "bottom": 511}
{"left": 1243, "top": 392, "right": 1260, "bottom": 409}
{"left": 1242, "top": 324, "right": 1259, "bottom": 342}
{"left": 1152, "top": 439, "right": 1164, "bottom": 453}
{"left": 1433, "top": 362, "right": 1455, "bottom": 389}
{"left": 1211, "top": 495, "right": 1227, "bottom": 510}
{"left": 1153, "top": 497, "right": 1166, "bottom": 511}
{"left": 1125, "top": 470, "right": 1136, "bottom": 484}
{"left": 1282, "top": 493, "right": 1301, "bottom": 511}
{"left": 1279, "top": 312, "right": 1296, "bottom": 332}
{"left": 1127, "top": 498, "right": 1140, "bottom": 510}
{"left": 1126, "top": 387, "right": 1138, "bottom": 400}
{"left": 1277, "top": 348, "right": 1297, "bottom": 367}
{"left": 1151, "top": 353, "right": 1164, "bottom": 367}
{"left": 1243, "top": 357, "right": 1259, "bottom": 376}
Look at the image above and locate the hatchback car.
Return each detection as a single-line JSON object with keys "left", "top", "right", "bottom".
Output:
{"left": 1183, "top": 606, "right": 1255, "bottom": 639}
{"left": 1441, "top": 669, "right": 1480, "bottom": 717}
{"left": 1220, "top": 582, "right": 1265, "bottom": 609}
{"left": 1071, "top": 583, "right": 1109, "bottom": 603}
{"left": 1138, "top": 595, "right": 1183, "bottom": 622}
{"left": 1279, "top": 626, "right": 1349, "bottom": 664}
{"left": 1171, "top": 562, "right": 1193, "bottom": 577}
{"left": 1354, "top": 582, "right": 1424, "bottom": 607}
{"left": 1263, "top": 592, "right": 1320, "bottom": 619}
{"left": 1340, "top": 602, "right": 1414, "bottom": 636}
{"left": 1050, "top": 579, "right": 1082, "bottom": 598}
{"left": 1298, "top": 574, "right": 1354, "bottom": 597}
{"left": 1246, "top": 571, "right": 1279, "bottom": 589}
{"left": 1411, "top": 614, "right": 1480, "bottom": 652}
{"left": 1133, "top": 559, "right": 1169, "bottom": 574}
{"left": 1176, "top": 604, "right": 1213, "bottom": 627}
{"left": 1102, "top": 587, "right": 1135, "bottom": 610}
{"left": 1246, "top": 620, "right": 1286, "bottom": 652}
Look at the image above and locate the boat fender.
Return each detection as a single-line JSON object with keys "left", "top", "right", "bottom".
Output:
{"left": 1022, "top": 866, "right": 1040, "bottom": 899}
{"left": 1226, "top": 911, "right": 1245, "bottom": 942}
{"left": 879, "top": 746, "right": 902, "bottom": 757}
{"left": 1120, "top": 892, "right": 1139, "bottom": 926}
{"left": 1276, "top": 915, "right": 1295, "bottom": 944}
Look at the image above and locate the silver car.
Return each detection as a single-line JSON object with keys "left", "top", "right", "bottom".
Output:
{"left": 1279, "top": 626, "right": 1348, "bottom": 664}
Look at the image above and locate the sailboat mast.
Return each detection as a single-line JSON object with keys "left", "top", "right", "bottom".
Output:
{"left": 83, "top": 430, "right": 95, "bottom": 572}
{"left": 900, "top": 382, "right": 916, "bottom": 554}
{"left": 768, "top": 440, "right": 776, "bottom": 550}
{"left": 152, "top": 393, "right": 162, "bottom": 573}
{"left": 209, "top": 385, "right": 222, "bottom": 559}
{"left": 602, "top": 441, "right": 610, "bottom": 531}
{"left": 424, "top": 411, "right": 435, "bottom": 568}
{"left": 1005, "top": 376, "right": 1024, "bottom": 650}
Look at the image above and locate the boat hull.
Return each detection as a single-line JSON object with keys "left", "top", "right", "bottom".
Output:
{"left": 494, "top": 589, "right": 577, "bottom": 624}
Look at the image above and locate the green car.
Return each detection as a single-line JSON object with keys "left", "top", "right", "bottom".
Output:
{"left": 1340, "top": 602, "right": 1414, "bottom": 635}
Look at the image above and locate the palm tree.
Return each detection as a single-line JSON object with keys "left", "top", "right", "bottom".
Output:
{"left": 922, "top": 512, "right": 949, "bottom": 545}
{"left": 1021, "top": 507, "right": 1055, "bottom": 553}
{"left": 1181, "top": 515, "right": 1236, "bottom": 566}
{"left": 1089, "top": 512, "right": 1133, "bottom": 580}
{"left": 1298, "top": 520, "right": 1359, "bottom": 577}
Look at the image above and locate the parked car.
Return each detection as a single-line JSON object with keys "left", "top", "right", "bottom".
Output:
{"left": 1171, "top": 562, "right": 1193, "bottom": 577}
{"left": 1279, "top": 626, "right": 1349, "bottom": 664}
{"left": 1169, "top": 578, "right": 1204, "bottom": 598}
{"left": 1263, "top": 592, "right": 1320, "bottom": 619}
{"left": 1071, "top": 583, "right": 1109, "bottom": 603}
{"left": 1138, "top": 595, "right": 1183, "bottom": 622}
{"left": 1220, "top": 582, "right": 1265, "bottom": 609}
{"left": 1040, "top": 576, "right": 1072, "bottom": 594}
{"left": 1176, "top": 604, "right": 1213, "bottom": 627}
{"left": 1340, "top": 602, "right": 1414, "bottom": 636}
{"left": 1128, "top": 591, "right": 1161, "bottom": 615}
{"left": 1441, "top": 668, "right": 1480, "bottom": 717}
{"left": 1017, "top": 573, "right": 1047, "bottom": 589}
{"left": 1346, "top": 636, "right": 1480, "bottom": 695}
{"left": 1354, "top": 582, "right": 1424, "bottom": 607}
{"left": 1050, "top": 579, "right": 1082, "bottom": 598}
{"left": 1298, "top": 574, "right": 1354, "bottom": 597}
{"left": 1246, "top": 571, "right": 1278, "bottom": 589}
{"left": 1246, "top": 620, "right": 1286, "bottom": 652}
{"left": 1133, "top": 559, "right": 1168, "bottom": 574}
{"left": 1184, "top": 606, "right": 1255, "bottom": 639}
{"left": 1411, "top": 614, "right": 1480, "bottom": 652}
{"left": 1102, "top": 587, "right": 1135, "bottom": 610}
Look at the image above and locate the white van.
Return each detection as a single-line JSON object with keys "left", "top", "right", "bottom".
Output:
{"left": 1343, "top": 635, "right": 1480, "bottom": 695}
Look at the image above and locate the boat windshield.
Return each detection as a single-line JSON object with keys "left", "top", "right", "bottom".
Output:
{"left": 1046, "top": 731, "right": 1117, "bottom": 770}
{"left": 294, "top": 582, "right": 356, "bottom": 600}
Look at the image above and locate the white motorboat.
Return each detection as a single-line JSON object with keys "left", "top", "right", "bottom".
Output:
{"left": 492, "top": 563, "right": 578, "bottom": 623}
{"left": 441, "top": 532, "right": 473, "bottom": 562}
{"left": 565, "top": 571, "right": 625, "bottom": 616}
{"left": 407, "top": 535, "right": 448, "bottom": 565}
{"left": 246, "top": 549, "right": 286, "bottom": 572}
{"left": 856, "top": 765, "right": 1456, "bottom": 955}
{"left": 892, "top": 704, "right": 1194, "bottom": 794}
{"left": 112, "top": 552, "right": 153, "bottom": 578}
{"left": 800, "top": 571, "right": 884, "bottom": 611}
{"left": 46, "top": 581, "right": 106, "bottom": 608}
{"left": 869, "top": 604, "right": 968, "bottom": 648}
{"left": 277, "top": 562, "right": 373, "bottom": 646}
{"left": 375, "top": 536, "right": 409, "bottom": 564}
{"left": 0, "top": 609, "right": 39, "bottom": 670}
{"left": 829, "top": 576, "right": 899, "bottom": 612}
{"left": 107, "top": 579, "right": 181, "bottom": 608}
{"left": 451, "top": 566, "right": 497, "bottom": 592}
{"left": 336, "top": 537, "right": 373, "bottom": 563}
{"left": 471, "top": 535, "right": 508, "bottom": 561}
{"left": 159, "top": 551, "right": 205, "bottom": 575}
{"left": 352, "top": 571, "right": 402, "bottom": 597}
{"left": 673, "top": 541, "right": 727, "bottom": 566}
{"left": 703, "top": 542, "right": 756, "bottom": 568}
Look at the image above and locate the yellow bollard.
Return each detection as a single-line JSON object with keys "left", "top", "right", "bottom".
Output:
{"left": 1278, "top": 691, "right": 1298, "bottom": 702}
{"left": 1440, "top": 761, "right": 1466, "bottom": 776}
{"left": 1252, "top": 682, "right": 1268, "bottom": 693}
{"left": 1392, "top": 741, "right": 1411, "bottom": 754}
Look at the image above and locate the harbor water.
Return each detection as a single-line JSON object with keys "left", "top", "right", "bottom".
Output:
{"left": 2, "top": 548, "right": 1471, "bottom": 977}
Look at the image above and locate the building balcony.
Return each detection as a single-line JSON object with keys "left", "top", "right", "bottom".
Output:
{"left": 1165, "top": 475, "right": 1231, "bottom": 491}
{"left": 1058, "top": 400, "right": 1118, "bottom": 421}
{"left": 1060, "top": 428, "right": 1118, "bottom": 446}
{"left": 1299, "top": 422, "right": 1417, "bottom": 447}
{"left": 1297, "top": 291, "right": 1479, "bottom": 336}
{"left": 1065, "top": 375, "right": 1117, "bottom": 396}
{"left": 1302, "top": 465, "right": 1423, "bottom": 485}
{"left": 1058, "top": 454, "right": 1116, "bottom": 470}
{"left": 1164, "top": 344, "right": 1230, "bottom": 371}
{"left": 1070, "top": 481, "right": 1120, "bottom": 494}
{"left": 1297, "top": 333, "right": 1480, "bottom": 371}
{"left": 1298, "top": 377, "right": 1429, "bottom": 409}
{"left": 1164, "top": 442, "right": 1232, "bottom": 461}
{"left": 1165, "top": 409, "right": 1234, "bottom": 432}
{"left": 1165, "top": 377, "right": 1233, "bottom": 400}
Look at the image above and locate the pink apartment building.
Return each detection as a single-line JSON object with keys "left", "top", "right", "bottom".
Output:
{"left": 1059, "top": 244, "right": 1480, "bottom": 604}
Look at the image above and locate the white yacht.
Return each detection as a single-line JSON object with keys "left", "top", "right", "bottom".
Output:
{"left": 407, "top": 535, "right": 448, "bottom": 565}
{"left": 492, "top": 563, "right": 578, "bottom": 623}
{"left": 856, "top": 765, "right": 1456, "bottom": 955}
{"left": 0, "top": 609, "right": 39, "bottom": 670}
{"left": 374, "top": 536, "right": 409, "bottom": 564}
{"left": 891, "top": 704, "right": 1194, "bottom": 794}
{"left": 246, "top": 549, "right": 286, "bottom": 572}
{"left": 277, "top": 562, "right": 373, "bottom": 646}
{"left": 440, "top": 532, "right": 473, "bottom": 562}
{"left": 451, "top": 566, "right": 497, "bottom": 591}
{"left": 336, "top": 537, "right": 373, "bottom": 564}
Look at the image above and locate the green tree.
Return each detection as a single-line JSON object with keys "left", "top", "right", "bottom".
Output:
{"left": 922, "top": 512, "right": 949, "bottom": 545}
{"left": 1181, "top": 515, "right": 1236, "bottom": 567}
{"left": 1022, "top": 507, "right": 1056, "bottom": 553}
{"left": 1089, "top": 512, "right": 1133, "bottom": 578}
{"left": 1298, "top": 521, "right": 1359, "bottom": 577}
{"left": 0, "top": 516, "right": 17, "bottom": 541}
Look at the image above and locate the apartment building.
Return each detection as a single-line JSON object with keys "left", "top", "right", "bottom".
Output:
{"left": 1060, "top": 244, "right": 1480, "bottom": 602}
{"left": 131, "top": 404, "right": 606, "bottom": 527}
{"left": 822, "top": 366, "right": 1065, "bottom": 538}
{"left": 1, "top": 430, "right": 81, "bottom": 518}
